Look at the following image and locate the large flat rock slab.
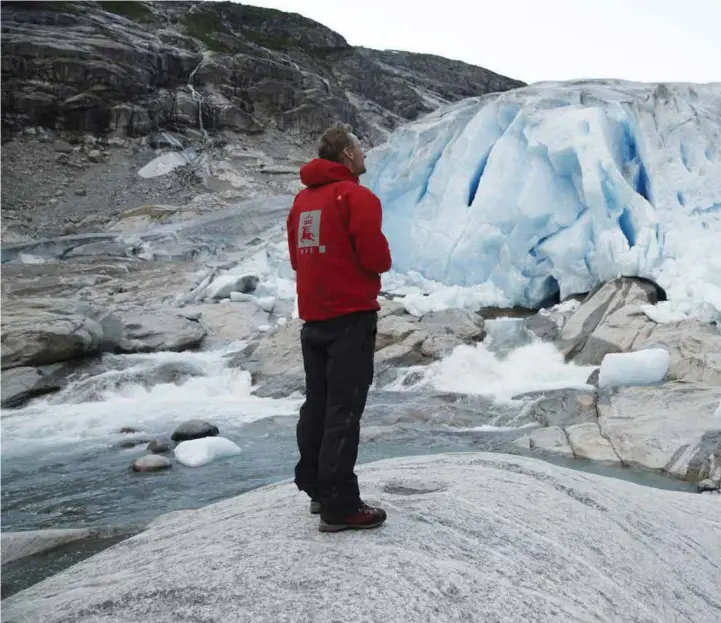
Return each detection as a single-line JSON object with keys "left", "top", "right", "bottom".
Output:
{"left": 3, "top": 453, "right": 720, "bottom": 623}
{"left": 598, "top": 383, "right": 721, "bottom": 479}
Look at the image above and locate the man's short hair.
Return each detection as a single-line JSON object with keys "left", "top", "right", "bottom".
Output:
{"left": 318, "top": 122, "right": 355, "bottom": 162}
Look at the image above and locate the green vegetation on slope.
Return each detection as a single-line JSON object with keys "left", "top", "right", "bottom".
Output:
{"left": 181, "top": 4, "right": 337, "bottom": 59}
{"left": 182, "top": 9, "right": 236, "bottom": 53}
{"left": 101, "top": 1, "right": 153, "bottom": 22}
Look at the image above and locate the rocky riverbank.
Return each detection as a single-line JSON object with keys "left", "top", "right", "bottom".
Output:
{"left": 3, "top": 190, "right": 720, "bottom": 490}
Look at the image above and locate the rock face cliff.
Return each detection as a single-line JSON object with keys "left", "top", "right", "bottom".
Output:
{"left": 1, "top": 0, "right": 524, "bottom": 144}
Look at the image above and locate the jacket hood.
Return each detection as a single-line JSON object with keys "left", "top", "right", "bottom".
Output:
{"left": 300, "top": 158, "right": 358, "bottom": 187}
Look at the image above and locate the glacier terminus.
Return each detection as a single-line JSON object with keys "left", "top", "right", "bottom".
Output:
{"left": 363, "top": 80, "right": 721, "bottom": 322}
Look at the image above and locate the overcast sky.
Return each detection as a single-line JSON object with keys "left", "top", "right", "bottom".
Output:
{"left": 240, "top": 0, "right": 721, "bottom": 84}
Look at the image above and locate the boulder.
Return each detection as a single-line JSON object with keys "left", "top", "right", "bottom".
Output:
{"left": 3, "top": 453, "right": 720, "bottom": 622}
{"left": 377, "top": 298, "right": 406, "bottom": 319}
{"left": 558, "top": 278, "right": 662, "bottom": 365}
{"left": 635, "top": 320, "right": 721, "bottom": 385}
{"left": 0, "top": 298, "right": 122, "bottom": 369}
{"left": 521, "top": 388, "right": 598, "bottom": 428}
{"left": 115, "top": 309, "right": 207, "bottom": 353}
{"left": 524, "top": 312, "right": 561, "bottom": 342}
{"left": 223, "top": 342, "right": 260, "bottom": 370}
{"left": 1, "top": 299, "right": 209, "bottom": 369}
{"left": 564, "top": 422, "right": 622, "bottom": 466}
{"left": 171, "top": 420, "right": 220, "bottom": 443}
{"left": 147, "top": 439, "right": 174, "bottom": 454}
{"left": 252, "top": 372, "right": 305, "bottom": 399}
{"left": 524, "top": 298, "right": 582, "bottom": 341}
{"left": 554, "top": 284, "right": 719, "bottom": 384}
{"left": 697, "top": 478, "right": 720, "bottom": 493}
{"left": 515, "top": 383, "right": 721, "bottom": 483}
{"left": 245, "top": 319, "right": 303, "bottom": 379}
{"left": 418, "top": 308, "right": 486, "bottom": 343}
{"left": 690, "top": 439, "right": 721, "bottom": 486}
{"left": 373, "top": 338, "right": 429, "bottom": 386}
{"left": 418, "top": 333, "right": 463, "bottom": 359}
{"left": 375, "top": 314, "right": 419, "bottom": 351}
{"left": 115, "top": 437, "right": 153, "bottom": 450}
{"left": 182, "top": 302, "right": 269, "bottom": 347}
{"left": 131, "top": 455, "right": 172, "bottom": 473}
{"left": 63, "top": 360, "right": 206, "bottom": 404}
{"left": 1, "top": 364, "right": 67, "bottom": 408}
{"left": 376, "top": 308, "right": 485, "bottom": 356}
{"left": 374, "top": 308, "right": 487, "bottom": 380}
{"left": 585, "top": 368, "right": 600, "bottom": 388}
{"left": 597, "top": 383, "right": 721, "bottom": 480}
{"left": 528, "top": 426, "right": 574, "bottom": 457}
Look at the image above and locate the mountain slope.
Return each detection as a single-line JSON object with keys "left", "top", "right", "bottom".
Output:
{"left": 0, "top": 0, "right": 524, "bottom": 144}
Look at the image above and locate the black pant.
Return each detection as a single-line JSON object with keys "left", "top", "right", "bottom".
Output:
{"left": 294, "top": 310, "right": 377, "bottom": 518}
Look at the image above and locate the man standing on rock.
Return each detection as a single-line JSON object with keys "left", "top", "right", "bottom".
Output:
{"left": 286, "top": 122, "right": 392, "bottom": 532}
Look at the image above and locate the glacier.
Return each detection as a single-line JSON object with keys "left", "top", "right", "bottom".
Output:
{"left": 362, "top": 80, "right": 721, "bottom": 322}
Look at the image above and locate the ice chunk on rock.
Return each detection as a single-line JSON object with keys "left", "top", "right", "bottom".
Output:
{"left": 598, "top": 348, "right": 669, "bottom": 388}
{"left": 204, "top": 274, "right": 259, "bottom": 301}
{"left": 174, "top": 437, "right": 241, "bottom": 467}
{"left": 255, "top": 296, "right": 276, "bottom": 312}
{"left": 229, "top": 291, "right": 254, "bottom": 303}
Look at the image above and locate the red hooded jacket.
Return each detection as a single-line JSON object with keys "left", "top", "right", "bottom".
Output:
{"left": 287, "top": 159, "right": 392, "bottom": 322}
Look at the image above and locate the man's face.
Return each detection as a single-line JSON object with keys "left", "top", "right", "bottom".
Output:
{"left": 343, "top": 136, "right": 366, "bottom": 176}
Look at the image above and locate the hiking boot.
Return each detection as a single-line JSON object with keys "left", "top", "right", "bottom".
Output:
{"left": 318, "top": 503, "right": 387, "bottom": 533}
{"left": 310, "top": 499, "right": 321, "bottom": 515}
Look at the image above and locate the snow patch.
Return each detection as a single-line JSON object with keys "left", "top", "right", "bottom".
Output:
{"left": 138, "top": 149, "right": 197, "bottom": 179}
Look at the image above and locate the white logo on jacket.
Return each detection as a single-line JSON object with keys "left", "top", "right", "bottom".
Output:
{"left": 298, "top": 210, "right": 325, "bottom": 253}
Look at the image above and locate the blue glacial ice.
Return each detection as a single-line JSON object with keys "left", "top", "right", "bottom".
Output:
{"left": 363, "top": 80, "right": 721, "bottom": 321}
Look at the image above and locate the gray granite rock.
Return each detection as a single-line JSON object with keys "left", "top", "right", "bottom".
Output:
{"left": 3, "top": 453, "right": 720, "bottom": 622}
{"left": 170, "top": 420, "right": 220, "bottom": 443}
{"left": 558, "top": 278, "right": 662, "bottom": 365}
{"left": 131, "top": 454, "right": 172, "bottom": 472}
